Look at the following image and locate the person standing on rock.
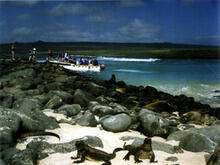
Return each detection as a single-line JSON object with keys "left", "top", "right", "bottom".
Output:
{"left": 10, "top": 44, "right": 16, "bottom": 60}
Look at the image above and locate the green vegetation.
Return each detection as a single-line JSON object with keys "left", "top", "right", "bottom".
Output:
{"left": 0, "top": 41, "right": 219, "bottom": 59}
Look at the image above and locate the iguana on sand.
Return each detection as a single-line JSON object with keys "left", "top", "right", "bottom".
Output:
{"left": 71, "top": 141, "right": 123, "bottom": 165}
{"left": 123, "top": 138, "right": 157, "bottom": 163}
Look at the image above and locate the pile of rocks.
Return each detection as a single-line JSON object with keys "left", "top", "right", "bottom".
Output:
{"left": 0, "top": 57, "right": 219, "bottom": 165}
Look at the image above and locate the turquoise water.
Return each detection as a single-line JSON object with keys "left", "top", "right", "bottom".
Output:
{"left": 6, "top": 54, "right": 220, "bottom": 107}
{"left": 83, "top": 57, "right": 220, "bottom": 107}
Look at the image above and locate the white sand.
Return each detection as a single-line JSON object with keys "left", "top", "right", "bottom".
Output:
{"left": 16, "top": 112, "right": 207, "bottom": 165}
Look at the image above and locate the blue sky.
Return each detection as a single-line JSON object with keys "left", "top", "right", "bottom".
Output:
{"left": 0, "top": 0, "right": 219, "bottom": 45}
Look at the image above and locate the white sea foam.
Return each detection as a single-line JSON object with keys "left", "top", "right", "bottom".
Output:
{"left": 98, "top": 56, "right": 160, "bottom": 62}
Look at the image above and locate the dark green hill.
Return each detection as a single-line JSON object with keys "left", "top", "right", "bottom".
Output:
{"left": 0, "top": 41, "right": 219, "bottom": 59}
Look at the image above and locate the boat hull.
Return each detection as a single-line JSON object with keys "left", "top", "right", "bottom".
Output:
{"left": 49, "top": 60, "right": 104, "bottom": 72}
{"left": 63, "top": 64, "right": 103, "bottom": 72}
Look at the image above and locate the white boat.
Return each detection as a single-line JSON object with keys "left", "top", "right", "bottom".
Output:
{"left": 49, "top": 59, "right": 105, "bottom": 72}
{"left": 63, "top": 64, "right": 104, "bottom": 72}
{"left": 48, "top": 60, "right": 71, "bottom": 65}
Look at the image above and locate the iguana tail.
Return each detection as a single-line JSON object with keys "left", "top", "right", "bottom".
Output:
{"left": 19, "top": 131, "right": 60, "bottom": 140}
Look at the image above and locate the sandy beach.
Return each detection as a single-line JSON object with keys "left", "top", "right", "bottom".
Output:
{"left": 16, "top": 111, "right": 208, "bottom": 165}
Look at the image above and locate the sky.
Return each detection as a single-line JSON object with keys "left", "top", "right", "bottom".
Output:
{"left": 0, "top": 0, "right": 219, "bottom": 45}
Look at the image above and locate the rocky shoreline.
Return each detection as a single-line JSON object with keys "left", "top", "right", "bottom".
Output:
{"left": 0, "top": 56, "right": 220, "bottom": 165}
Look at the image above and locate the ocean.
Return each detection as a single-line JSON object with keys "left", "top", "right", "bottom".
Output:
{"left": 6, "top": 54, "right": 220, "bottom": 107}
{"left": 82, "top": 57, "right": 220, "bottom": 108}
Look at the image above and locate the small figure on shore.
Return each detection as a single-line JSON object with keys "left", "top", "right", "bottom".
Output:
{"left": 64, "top": 51, "right": 69, "bottom": 62}
{"left": 29, "top": 48, "right": 37, "bottom": 62}
{"left": 10, "top": 44, "right": 16, "bottom": 60}
{"left": 47, "top": 49, "right": 53, "bottom": 60}
{"left": 109, "top": 74, "right": 116, "bottom": 84}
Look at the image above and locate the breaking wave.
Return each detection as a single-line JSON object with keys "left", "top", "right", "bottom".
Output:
{"left": 98, "top": 56, "right": 160, "bottom": 62}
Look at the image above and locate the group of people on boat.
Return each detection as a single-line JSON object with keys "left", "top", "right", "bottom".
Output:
{"left": 52, "top": 50, "right": 99, "bottom": 66}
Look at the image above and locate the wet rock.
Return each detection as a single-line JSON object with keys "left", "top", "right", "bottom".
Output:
{"left": 90, "top": 105, "right": 116, "bottom": 117}
{"left": 25, "top": 89, "right": 41, "bottom": 96}
{"left": 138, "top": 109, "right": 172, "bottom": 137}
{"left": 152, "top": 141, "right": 183, "bottom": 154}
{"left": 0, "top": 90, "right": 14, "bottom": 108}
{"left": 47, "top": 90, "right": 73, "bottom": 104}
{"left": 73, "top": 89, "right": 91, "bottom": 107}
{"left": 13, "top": 97, "right": 42, "bottom": 111}
{"left": 179, "top": 133, "right": 216, "bottom": 152}
{"left": 76, "top": 111, "right": 97, "bottom": 127}
{"left": 0, "top": 106, "right": 21, "bottom": 146}
{"left": 1, "top": 147, "right": 37, "bottom": 165}
{"left": 32, "top": 95, "right": 50, "bottom": 105}
{"left": 0, "top": 159, "right": 6, "bottom": 165}
{"left": 3, "top": 87, "right": 26, "bottom": 100}
{"left": 56, "top": 104, "right": 81, "bottom": 117}
{"left": 166, "top": 156, "right": 178, "bottom": 162}
{"left": 45, "top": 96, "right": 63, "bottom": 109}
{"left": 0, "top": 78, "right": 9, "bottom": 89}
{"left": 168, "top": 124, "right": 220, "bottom": 145}
{"left": 109, "top": 102, "right": 128, "bottom": 112}
{"left": 100, "top": 113, "right": 132, "bottom": 132}
{"left": 86, "top": 82, "right": 106, "bottom": 97}
{"left": 96, "top": 95, "right": 109, "bottom": 105}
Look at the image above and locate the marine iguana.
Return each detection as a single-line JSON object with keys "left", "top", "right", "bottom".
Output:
{"left": 206, "top": 143, "right": 220, "bottom": 165}
{"left": 123, "top": 138, "right": 157, "bottom": 163}
{"left": 71, "top": 141, "right": 123, "bottom": 165}
{"left": 19, "top": 131, "right": 60, "bottom": 140}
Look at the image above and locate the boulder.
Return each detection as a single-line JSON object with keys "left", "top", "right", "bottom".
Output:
{"left": 73, "top": 89, "right": 91, "bottom": 107}
{"left": 45, "top": 96, "right": 63, "bottom": 109}
{"left": 57, "top": 104, "right": 81, "bottom": 117}
{"left": 0, "top": 106, "right": 21, "bottom": 146}
{"left": 152, "top": 141, "right": 183, "bottom": 154}
{"left": 90, "top": 105, "right": 116, "bottom": 117}
{"left": 109, "top": 102, "right": 128, "bottom": 112}
{"left": 1, "top": 147, "right": 37, "bottom": 165}
{"left": 13, "top": 97, "right": 42, "bottom": 111}
{"left": 168, "top": 123, "right": 220, "bottom": 145}
{"left": 138, "top": 109, "right": 172, "bottom": 137}
{"left": 0, "top": 90, "right": 14, "bottom": 108}
{"left": 100, "top": 113, "right": 132, "bottom": 132}
{"left": 47, "top": 90, "right": 73, "bottom": 103}
{"left": 178, "top": 133, "right": 216, "bottom": 152}
{"left": 76, "top": 111, "right": 97, "bottom": 127}
{"left": 86, "top": 82, "right": 106, "bottom": 97}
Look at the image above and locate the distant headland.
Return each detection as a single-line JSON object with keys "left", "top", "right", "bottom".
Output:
{"left": 0, "top": 41, "right": 219, "bottom": 59}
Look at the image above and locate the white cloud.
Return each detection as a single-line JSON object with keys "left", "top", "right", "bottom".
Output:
{"left": 16, "top": 14, "right": 32, "bottom": 21}
{"left": 0, "top": 1, "right": 39, "bottom": 7}
{"left": 118, "top": 19, "right": 160, "bottom": 41}
{"left": 49, "top": 3, "right": 89, "bottom": 16}
{"left": 12, "top": 27, "right": 32, "bottom": 35}
{"left": 85, "top": 15, "right": 115, "bottom": 24}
